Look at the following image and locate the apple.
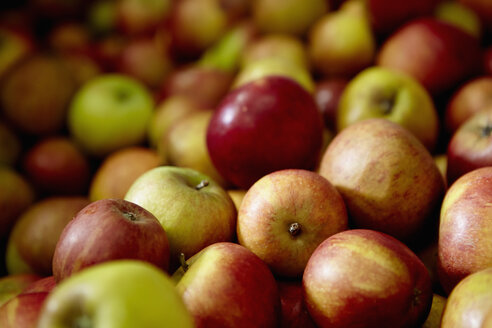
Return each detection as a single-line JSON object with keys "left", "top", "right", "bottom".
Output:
{"left": 92, "top": 34, "right": 127, "bottom": 72}
{"left": 124, "top": 166, "right": 237, "bottom": 269}
{"left": 237, "top": 169, "right": 348, "bottom": 278}
{"left": 366, "top": 0, "right": 439, "bottom": 36}
{"left": 446, "top": 109, "right": 492, "bottom": 184}
{"left": 86, "top": 0, "right": 118, "bottom": 37}
{"left": 52, "top": 198, "right": 170, "bottom": 282}
{"left": 416, "top": 239, "right": 443, "bottom": 294}
{"left": 444, "top": 76, "right": 492, "bottom": 134}
{"left": 318, "top": 118, "right": 445, "bottom": 244}
{"left": 21, "top": 276, "right": 56, "bottom": 294}
{"left": 206, "top": 76, "right": 324, "bottom": 189}
{"left": 252, "top": 0, "right": 327, "bottom": 36}
{"left": 377, "top": 18, "right": 482, "bottom": 95}
{"left": 0, "top": 121, "right": 21, "bottom": 166}
{"left": 314, "top": 77, "right": 348, "bottom": 131}
{"left": 47, "top": 22, "right": 91, "bottom": 55}
{"left": 115, "top": 0, "right": 171, "bottom": 36}
{"left": 0, "top": 274, "right": 41, "bottom": 307}
{"left": 434, "top": 0, "right": 482, "bottom": 38}
{"left": 38, "top": 260, "right": 195, "bottom": 328}
{"left": 421, "top": 294, "right": 447, "bottom": 328}
{"left": 0, "top": 167, "right": 35, "bottom": 241}
{"left": 0, "top": 25, "right": 34, "bottom": 81}
{"left": 22, "top": 136, "right": 91, "bottom": 196}
{"left": 89, "top": 146, "right": 162, "bottom": 202}
{"left": 459, "top": 0, "right": 492, "bottom": 32}
{"left": 308, "top": 2, "right": 376, "bottom": 78}
{"left": 337, "top": 66, "right": 440, "bottom": 151}
{"left": 172, "top": 242, "right": 280, "bottom": 327}
{"left": 277, "top": 279, "right": 317, "bottom": 328}
{"left": 5, "top": 196, "right": 90, "bottom": 277}
{"left": 161, "top": 109, "right": 228, "bottom": 187}
{"left": 0, "top": 291, "right": 50, "bottom": 328}
{"left": 440, "top": 267, "right": 492, "bottom": 327}
{"left": 67, "top": 73, "right": 154, "bottom": 157}
{"left": 0, "top": 54, "right": 77, "bottom": 136}
{"left": 437, "top": 167, "right": 492, "bottom": 294}
{"left": 303, "top": 229, "right": 432, "bottom": 328}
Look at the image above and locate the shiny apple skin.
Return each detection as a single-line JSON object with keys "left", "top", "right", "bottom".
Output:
{"left": 206, "top": 76, "right": 324, "bottom": 189}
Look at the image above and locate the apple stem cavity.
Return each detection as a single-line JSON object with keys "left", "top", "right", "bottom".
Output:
{"left": 72, "top": 314, "right": 92, "bottom": 328}
{"left": 481, "top": 124, "right": 492, "bottom": 137}
{"left": 195, "top": 180, "right": 209, "bottom": 190}
{"left": 122, "top": 211, "right": 138, "bottom": 222}
{"left": 116, "top": 89, "right": 131, "bottom": 102}
{"left": 288, "top": 222, "right": 302, "bottom": 237}
{"left": 179, "top": 253, "right": 189, "bottom": 272}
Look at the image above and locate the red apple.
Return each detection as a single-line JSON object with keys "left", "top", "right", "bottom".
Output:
{"left": 206, "top": 76, "right": 324, "bottom": 189}
{"left": 446, "top": 109, "right": 492, "bottom": 184}
{"left": 0, "top": 291, "right": 50, "bottom": 328}
{"left": 172, "top": 242, "right": 280, "bottom": 327}
{"left": 52, "top": 198, "right": 170, "bottom": 282}
{"left": 314, "top": 78, "right": 348, "bottom": 131}
{"left": 277, "top": 280, "right": 317, "bottom": 328}
{"left": 437, "top": 167, "right": 492, "bottom": 294}
{"left": 237, "top": 169, "right": 348, "bottom": 277}
{"left": 22, "top": 136, "right": 91, "bottom": 196}
{"left": 377, "top": 18, "right": 482, "bottom": 95}
{"left": 21, "top": 276, "right": 56, "bottom": 294}
{"left": 0, "top": 274, "right": 41, "bottom": 307}
{"left": 303, "top": 229, "right": 432, "bottom": 328}
{"left": 445, "top": 76, "right": 492, "bottom": 134}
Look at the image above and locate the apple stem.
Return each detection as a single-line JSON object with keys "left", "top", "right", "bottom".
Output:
{"left": 288, "top": 222, "right": 302, "bottom": 237}
{"left": 195, "top": 180, "right": 209, "bottom": 190}
{"left": 179, "top": 253, "right": 189, "bottom": 272}
{"left": 122, "top": 212, "right": 137, "bottom": 222}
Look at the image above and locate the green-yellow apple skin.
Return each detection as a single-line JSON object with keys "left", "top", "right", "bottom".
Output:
{"left": 303, "top": 229, "right": 432, "bottom": 328}
{"left": 173, "top": 242, "right": 280, "bottom": 327}
{"left": 437, "top": 167, "right": 492, "bottom": 294}
{"left": 237, "top": 169, "right": 348, "bottom": 278}
{"left": 0, "top": 274, "right": 41, "bottom": 307}
{"left": 308, "top": 5, "right": 376, "bottom": 78}
{"left": 422, "top": 294, "right": 446, "bottom": 328}
{"left": 441, "top": 267, "right": 492, "bottom": 328}
{"left": 37, "top": 260, "right": 195, "bottom": 328}
{"left": 253, "top": 0, "right": 327, "bottom": 36}
{"left": 67, "top": 73, "right": 154, "bottom": 157}
{"left": 318, "top": 118, "right": 445, "bottom": 244}
{"left": 337, "top": 66, "right": 440, "bottom": 151}
{"left": 435, "top": 0, "right": 482, "bottom": 38}
{"left": 124, "top": 166, "right": 237, "bottom": 269}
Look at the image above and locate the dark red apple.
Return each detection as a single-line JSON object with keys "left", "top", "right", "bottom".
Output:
{"left": 206, "top": 76, "right": 324, "bottom": 189}
{"left": 377, "top": 18, "right": 482, "bottom": 95}
{"left": 52, "top": 198, "right": 170, "bottom": 282}
{"left": 278, "top": 280, "right": 317, "bottom": 328}
{"left": 314, "top": 78, "right": 348, "bottom": 131}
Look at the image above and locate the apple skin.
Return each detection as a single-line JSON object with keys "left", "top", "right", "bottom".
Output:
{"left": 237, "top": 169, "right": 348, "bottom": 278}
{"left": 206, "top": 76, "right": 324, "bottom": 189}
{"left": 459, "top": 0, "right": 492, "bottom": 32}
{"left": 89, "top": 146, "right": 162, "bottom": 202}
{"left": 303, "top": 229, "right": 432, "bottom": 328}
{"left": 0, "top": 274, "right": 41, "bottom": 307}
{"left": 38, "top": 260, "right": 195, "bottom": 328}
{"left": 173, "top": 242, "right": 280, "bottom": 328}
{"left": 441, "top": 267, "right": 492, "bottom": 328}
{"left": 277, "top": 280, "right": 317, "bottom": 328}
{"left": 444, "top": 77, "right": 492, "bottom": 134}
{"left": 337, "top": 66, "right": 440, "bottom": 151}
{"left": 377, "top": 18, "right": 482, "bottom": 95}
{"left": 0, "top": 291, "right": 50, "bottom": 328}
{"left": 434, "top": 0, "right": 482, "bottom": 38}
{"left": 314, "top": 78, "right": 348, "bottom": 131}
{"left": 0, "top": 25, "right": 34, "bottom": 81}
{"left": 5, "top": 196, "right": 91, "bottom": 277}
{"left": 67, "top": 73, "right": 154, "bottom": 157}
{"left": 318, "top": 118, "right": 445, "bottom": 244}
{"left": 115, "top": 0, "right": 171, "bottom": 36}
{"left": 52, "top": 198, "right": 170, "bottom": 282}
{"left": 421, "top": 294, "right": 447, "bottom": 328}
{"left": 437, "top": 167, "right": 492, "bottom": 295}
{"left": 22, "top": 136, "right": 91, "bottom": 196}
{"left": 124, "top": 166, "right": 237, "bottom": 269}
{"left": 446, "top": 109, "right": 492, "bottom": 184}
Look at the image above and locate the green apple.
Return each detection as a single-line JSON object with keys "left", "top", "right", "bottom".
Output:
{"left": 124, "top": 166, "right": 237, "bottom": 269}
{"left": 67, "top": 73, "right": 154, "bottom": 157}
{"left": 422, "top": 294, "right": 446, "bottom": 328}
{"left": 37, "top": 260, "right": 195, "bottom": 328}
{"left": 435, "top": 1, "right": 481, "bottom": 38}
{"left": 337, "top": 66, "right": 440, "bottom": 151}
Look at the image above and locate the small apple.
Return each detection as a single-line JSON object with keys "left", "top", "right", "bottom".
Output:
{"left": 237, "top": 169, "right": 348, "bottom": 277}
{"left": 52, "top": 198, "right": 170, "bottom": 281}
{"left": 89, "top": 146, "right": 162, "bottom": 202}
{"left": 303, "top": 229, "right": 432, "bottom": 328}
{"left": 6, "top": 196, "right": 90, "bottom": 277}
{"left": 337, "top": 66, "right": 440, "bottom": 151}
{"left": 277, "top": 279, "right": 317, "bottom": 328}
{"left": 172, "top": 242, "right": 280, "bottom": 327}
{"left": 422, "top": 294, "right": 447, "bottom": 328}
{"left": 38, "top": 260, "right": 195, "bottom": 328}
{"left": 206, "top": 76, "right": 324, "bottom": 189}
{"left": 124, "top": 166, "right": 237, "bottom": 268}
{"left": 446, "top": 109, "right": 492, "bottom": 184}
{"left": 47, "top": 22, "right": 92, "bottom": 55}
{"left": 437, "top": 167, "right": 492, "bottom": 294}
{"left": 440, "top": 267, "right": 492, "bottom": 327}
{"left": 116, "top": 0, "right": 171, "bottom": 36}
{"left": 314, "top": 78, "right": 349, "bottom": 131}
{"left": 318, "top": 118, "right": 445, "bottom": 244}
{"left": 67, "top": 73, "right": 154, "bottom": 157}
{"left": 434, "top": 0, "right": 482, "bottom": 38}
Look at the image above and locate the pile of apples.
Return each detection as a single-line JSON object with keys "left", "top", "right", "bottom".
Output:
{"left": 1, "top": 0, "right": 492, "bottom": 327}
